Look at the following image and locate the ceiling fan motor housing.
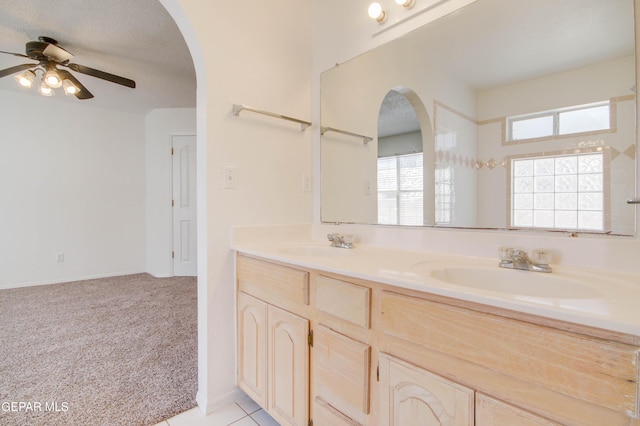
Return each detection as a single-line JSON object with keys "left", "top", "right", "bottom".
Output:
{"left": 25, "top": 41, "right": 50, "bottom": 60}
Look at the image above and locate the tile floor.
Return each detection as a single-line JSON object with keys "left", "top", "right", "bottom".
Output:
{"left": 154, "top": 393, "right": 279, "bottom": 426}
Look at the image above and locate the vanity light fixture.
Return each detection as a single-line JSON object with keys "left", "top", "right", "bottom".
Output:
{"left": 395, "top": 0, "right": 416, "bottom": 8}
{"left": 368, "top": 2, "right": 387, "bottom": 23}
{"left": 13, "top": 69, "right": 36, "bottom": 88}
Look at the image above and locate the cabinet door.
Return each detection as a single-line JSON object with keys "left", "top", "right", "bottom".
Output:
{"left": 237, "top": 292, "right": 268, "bottom": 408}
{"left": 314, "top": 396, "right": 363, "bottom": 426}
{"left": 476, "top": 394, "right": 561, "bottom": 426}
{"left": 379, "top": 353, "right": 474, "bottom": 426}
{"left": 268, "top": 304, "right": 309, "bottom": 426}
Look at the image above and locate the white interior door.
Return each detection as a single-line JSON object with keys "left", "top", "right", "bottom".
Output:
{"left": 172, "top": 135, "right": 197, "bottom": 276}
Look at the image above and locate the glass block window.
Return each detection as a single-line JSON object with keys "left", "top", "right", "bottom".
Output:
{"left": 508, "top": 101, "right": 610, "bottom": 142}
{"left": 378, "top": 153, "right": 423, "bottom": 225}
{"left": 435, "top": 166, "right": 454, "bottom": 224}
{"left": 510, "top": 152, "right": 605, "bottom": 231}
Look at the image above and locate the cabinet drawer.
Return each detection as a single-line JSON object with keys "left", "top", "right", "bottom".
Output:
{"left": 237, "top": 254, "right": 309, "bottom": 307}
{"left": 476, "top": 394, "right": 560, "bottom": 426}
{"left": 381, "top": 291, "right": 640, "bottom": 416}
{"left": 314, "top": 397, "right": 363, "bottom": 426}
{"left": 314, "top": 325, "right": 371, "bottom": 416}
{"left": 315, "top": 275, "right": 370, "bottom": 329}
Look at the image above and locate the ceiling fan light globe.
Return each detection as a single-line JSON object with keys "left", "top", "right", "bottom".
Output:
{"left": 14, "top": 70, "right": 36, "bottom": 88}
{"left": 62, "top": 79, "right": 79, "bottom": 95}
{"left": 44, "top": 70, "right": 62, "bottom": 88}
{"left": 39, "top": 81, "right": 54, "bottom": 96}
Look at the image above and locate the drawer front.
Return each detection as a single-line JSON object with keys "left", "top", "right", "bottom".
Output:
{"left": 314, "top": 325, "right": 371, "bottom": 416}
{"left": 476, "top": 394, "right": 560, "bottom": 426}
{"left": 315, "top": 275, "right": 371, "bottom": 329}
{"left": 237, "top": 254, "right": 309, "bottom": 307}
{"left": 381, "top": 291, "right": 639, "bottom": 415}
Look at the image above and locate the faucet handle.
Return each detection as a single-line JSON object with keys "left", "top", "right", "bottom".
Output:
{"left": 531, "top": 249, "right": 552, "bottom": 265}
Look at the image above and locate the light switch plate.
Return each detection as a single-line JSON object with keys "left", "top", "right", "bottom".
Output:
{"left": 223, "top": 166, "right": 238, "bottom": 189}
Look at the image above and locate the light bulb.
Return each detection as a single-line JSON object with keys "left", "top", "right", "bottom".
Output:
{"left": 368, "top": 2, "right": 386, "bottom": 23}
{"left": 44, "top": 69, "right": 62, "bottom": 88}
{"left": 62, "top": 79, "right": 79, "bottom": 95}
{"left": 14, "top": 70, "right": 36, "bottom": 88}
{"left": 39, "top": 81, "right": 54, "bottom": 96}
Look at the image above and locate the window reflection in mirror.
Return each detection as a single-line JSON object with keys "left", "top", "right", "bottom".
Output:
{"left": 377, "top": 89, "right": 430, "bottom": 226}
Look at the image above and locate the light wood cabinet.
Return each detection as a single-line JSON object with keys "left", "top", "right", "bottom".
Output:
{"left": 236, "top": 253, "right": 640, "bottom": 426}
{"left": 267, "top": 304, "right": 309, "bottom": 426}
{"left": 315, "top": 275, "right": 371, "bottom": 329}
{"left": 379, "top": 353, "right": 474, "bottom": 426}
{"left": 314, "top": 325, "right": 371, "bottom": 420}
{"left": 237, "top": 255, "right": 311, "bottom": 426}
{"left": 381, "top": 290, "right": 639, "bottom": 415}
{"left": 237, "top": 291, "right": 309, "bottom": 426}
{"left": 237, "top": 292, "right": 268, "bottom": 407}
{"left": 237, "top": 290, "right": 309, "bottom": 426}
{"left": 314, "top": 396, "right": 364, "bottom": 426}
{"left": 476, "top": 394, "right": 560, "bottom": 426}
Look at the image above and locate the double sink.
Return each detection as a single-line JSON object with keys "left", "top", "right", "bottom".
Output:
{"left": 278, "top": 244, "right": 600, "bottom": 300}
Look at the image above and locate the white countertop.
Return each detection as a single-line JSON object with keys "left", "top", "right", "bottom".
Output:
{"left": 233, "top": 240, "right": 640, "bottom": 337}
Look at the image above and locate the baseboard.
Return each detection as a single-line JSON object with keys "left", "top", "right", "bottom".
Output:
{"left": 148, "top": 272, "right": 173, "bottom": 278}
{"left": 196, "top": 387, "right": 245, "bottom": 415}
{"left": 0, "top": 270, "right": 148, "bottom": 290}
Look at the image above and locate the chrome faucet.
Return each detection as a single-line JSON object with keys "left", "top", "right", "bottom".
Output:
{"left": 327, "top": 233, "right": 355, "bottom": 249}
{"left": 499, "top": 247, "right": 552, "bottom": 273}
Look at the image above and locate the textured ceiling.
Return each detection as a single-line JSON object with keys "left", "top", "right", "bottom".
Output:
{"left": 378, "top": 90, "right": 421, "bottom": 138}
{"left": 0, "top": 0, "right": 195, "bottom": 113}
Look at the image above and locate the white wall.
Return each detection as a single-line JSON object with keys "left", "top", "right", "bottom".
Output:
{"left": 160, "top": 0, "right": 314, "bottom": 412}
{"left": 145, "top": 108, "right": 196, "bottom": 277}
{"left": 0, "top": 89, "right": 147, "bottom": 288}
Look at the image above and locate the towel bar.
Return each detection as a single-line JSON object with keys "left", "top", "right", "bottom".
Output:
{"left": 320, "top": 126, "right": 373, "bottom": 144}
{"left": 232, "top": 104, "right": 311, "bottom": 131}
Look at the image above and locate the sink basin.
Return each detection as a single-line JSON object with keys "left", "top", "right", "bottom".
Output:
{"left": 430, "top": 267, "right": 600, "bottom": 299}
{"left": 278, "top": 245, "right": 352, "bottom": 258}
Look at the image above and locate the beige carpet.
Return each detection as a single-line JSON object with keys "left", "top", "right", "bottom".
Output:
{"left": 0, "top": 273, "right": 198, "bottom": 426}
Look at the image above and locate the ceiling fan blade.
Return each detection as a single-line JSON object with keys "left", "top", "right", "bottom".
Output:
{"left": 65, "top": 63, "right": 136, "bottom": 88}
{"left": 43, "top": 43, "right": 74, "bottom": 63}
{"left": 57, "top": 69, "right": 94, "bottom": 100}
{"left": 0, "top": 50, "right": 30, "bottom": 59}
{"left": 0, "top": 63, "right": 35, "bottom": 79}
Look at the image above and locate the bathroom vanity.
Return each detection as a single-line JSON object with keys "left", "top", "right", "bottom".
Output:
{"left": 234, "top": 241, "right": 640, "bottom": 426}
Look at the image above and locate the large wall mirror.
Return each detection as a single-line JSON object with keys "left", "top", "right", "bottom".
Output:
{"left": 320, "top": 0, "right": 637, "bottom": 236}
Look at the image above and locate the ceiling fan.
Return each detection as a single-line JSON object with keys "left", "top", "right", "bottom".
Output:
{"left": 0, "top": 36, "right": 136, "bottom": 100}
